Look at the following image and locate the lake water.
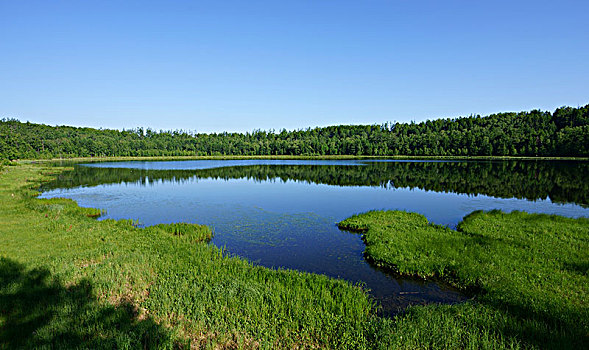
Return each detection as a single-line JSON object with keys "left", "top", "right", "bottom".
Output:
{"left": 40, "top": 159, "right": 589, "bottom": 315}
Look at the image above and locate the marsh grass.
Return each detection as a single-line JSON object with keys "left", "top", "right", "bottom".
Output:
{"left": 147, "top": 222, "right": 213, "bottom": 243}
{"left": 1, "top": 163, "right": 391, "bottom": 349}
{"left": 3, "top": 161, "right": 588, "bottom": 348}
{"left": 339, "top": 210, "right": 589, "bottom": 349}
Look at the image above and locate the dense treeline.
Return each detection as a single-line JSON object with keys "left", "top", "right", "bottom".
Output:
{"left": 2, "top": 105, "right": 589, "bottom": 159}
{"left": 42, "top": 161, "right": 589, "bottom": 207}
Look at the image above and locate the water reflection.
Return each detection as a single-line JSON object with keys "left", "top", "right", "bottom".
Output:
{"left": 39, "top": 160, "right": 589, "bottom": 315}
{"left": 43, "top": 160, "right": 589, "bottom": 207}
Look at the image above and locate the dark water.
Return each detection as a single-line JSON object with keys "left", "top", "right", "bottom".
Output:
{"left": 39, "top": 159, "right": 589, "bottom": 315}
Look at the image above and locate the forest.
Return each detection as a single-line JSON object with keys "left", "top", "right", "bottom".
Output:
{"left": 1, "top": 105, "right": 588, "bottom": 159}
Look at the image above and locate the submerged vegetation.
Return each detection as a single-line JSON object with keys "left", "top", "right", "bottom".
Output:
{"left": 2, "top": 104, "right": 589, "bottom": 159}
{"left": 339, "top": 210, "right": 589, "bottom": 349}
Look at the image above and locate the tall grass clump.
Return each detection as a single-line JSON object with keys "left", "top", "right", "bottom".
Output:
{"left": 146, "top": 222, "right": 213, "bottom": 243}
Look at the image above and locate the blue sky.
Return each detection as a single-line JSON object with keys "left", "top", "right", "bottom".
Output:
{"left": 1, "top": 0, "right": 588, "bottom": 133}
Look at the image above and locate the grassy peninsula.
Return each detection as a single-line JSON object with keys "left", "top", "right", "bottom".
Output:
{"left": 339, "top": 210, "right": 589, "bottom": 349}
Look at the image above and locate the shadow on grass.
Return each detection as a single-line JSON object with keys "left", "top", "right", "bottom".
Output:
{"left": 445, "top": 234, "right": 589, "bottom": 349}
{"left": 483, "top": 297, "right": 589, "bottom": 350}
{"left": 434, "top": 233, "right": 589, "bottom": 349}
{"left": 0, "top": 257, "right": 174, "bottom": 349}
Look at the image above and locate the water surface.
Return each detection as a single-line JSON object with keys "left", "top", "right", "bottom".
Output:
{"left": 40, "top": 159, "right": 589, "bottom": 315}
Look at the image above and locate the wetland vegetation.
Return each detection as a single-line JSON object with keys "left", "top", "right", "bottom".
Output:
{"left": 38, "top": 159, "right": 589, "bottom": 314}
{"left": 1, "top": 160, "right": 588, "bottom": 348}
{"left": 338, "top": 210, "right": 589, "bottom": 349}
{"left": 1, "top": 164, "right": 386, "bottom": 348}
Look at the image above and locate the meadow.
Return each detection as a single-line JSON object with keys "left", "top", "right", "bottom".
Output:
{"left": 1, "top": 161, "right": 587, "bottom": 348}
{"left": 339, "top": 210, "right": 589, "bottom": 348}
{"left": 1, "top": 163, "right": 391, "bottom": 349}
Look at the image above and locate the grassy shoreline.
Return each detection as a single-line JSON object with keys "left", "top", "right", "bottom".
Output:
{"left": 339, "top": 210, "right": 589, "bottom": 349}
{"left": 1, "top": 163, "right": 390, "bottom": 348}
{"left": 1, "top": 162, "right": 588, "bottom": 348}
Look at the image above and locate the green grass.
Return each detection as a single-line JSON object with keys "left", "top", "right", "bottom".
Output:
{"left": 2, "top": 162, "right": 588, "bottom": 348}
{"left": 0, "top": 163, "right": 393, "bottom": 349}
{"left": 339, "top": 210, "right": 589, "bottom": 349}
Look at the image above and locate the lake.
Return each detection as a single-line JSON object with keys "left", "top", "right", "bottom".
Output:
{"left": 39, "top": 159, "right": 589, "bottom": 315}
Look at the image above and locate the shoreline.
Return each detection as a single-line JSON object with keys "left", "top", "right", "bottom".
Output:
{"left": 22, "top": 154, "right": 589, "bottom": 163}
{"left": 1, "top": 162, "right": 587, "bottom": 348}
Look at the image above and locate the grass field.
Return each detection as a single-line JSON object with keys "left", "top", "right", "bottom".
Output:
{"left": 0, "top": 163, "right": 392, "bottom": 349}
{"left": 339, "top": 210, "right": 589, "bottom": 349}
{"left": 1, "top": 162, "right": 588, "bottom": 348}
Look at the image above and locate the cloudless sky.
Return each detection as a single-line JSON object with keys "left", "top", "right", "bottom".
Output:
{"left": 1, "top": 0, "right": 588, "bottom": 133}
